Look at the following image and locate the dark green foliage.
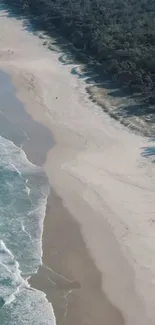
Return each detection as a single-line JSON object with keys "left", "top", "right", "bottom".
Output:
{"left": 5, "top": 0, "right": 155, "bottom": 109}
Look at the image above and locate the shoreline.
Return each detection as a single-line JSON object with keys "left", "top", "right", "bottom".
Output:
{"left": 0, "top": 9, "right": 155, "bottom": 325}
{"left": 1, "top": 66, "right": 126, "bottom": 325}
{"left": 0, "top": 71, "right": 126, "bottom": 324}
{"left": 30, "top": 189, "right": 125, "bottom": 325}
{"left": 0, "top": 26, "right": 126, "bottom": 325}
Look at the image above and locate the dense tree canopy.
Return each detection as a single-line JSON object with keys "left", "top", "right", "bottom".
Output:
{"left": 6, "top": 0, "right": 155, "bottom": 111}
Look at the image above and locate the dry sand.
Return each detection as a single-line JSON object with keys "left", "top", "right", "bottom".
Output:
{"left": 0, "top": 6, "right": 155, "bottom": 325}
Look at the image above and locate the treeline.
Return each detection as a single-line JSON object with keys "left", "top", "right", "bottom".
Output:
{"left": 6, "top": 0, "right": 155, "bottom": 110}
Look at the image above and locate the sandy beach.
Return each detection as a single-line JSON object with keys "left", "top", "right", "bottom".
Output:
{"left": 0, "top": 5, "right": 155, "bottom": 325}
{"left": 30, "top": 190, "right": 124, "bottom": 325}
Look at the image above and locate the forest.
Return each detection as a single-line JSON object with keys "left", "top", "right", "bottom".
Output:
{"left": 5, "top": 0, "right": 155, "bottom": 112}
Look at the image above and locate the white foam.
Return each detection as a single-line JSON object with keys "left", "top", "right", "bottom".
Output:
{"left": 0, "top": 134, "right": 49, "bottom": 264}
{"left": 4, "top": 285, "right": 20, "bottom": 306}
{"left": 0, "top": 134, "right": 38, "bottom": 174}
{"left": 9, "top": 163, "right": 22, "bottom": 176}
{"left": 0, "top": 240, "right": 29, "bottom": 305}
{"left": 0, "top": 240, "right": 14, "bottom": 259}
{"left": 7, "top": 287, "right": 56, "bottom": 325}
{"left": 21, "top": 223, "right": 32, "bottom": 239}
{"left": 25, "top": 179, "right": 30, "bottom": 195}
{"left": 0, "top": 133, "right": 48, "bottom": 305}
{"left": 0, "top": 240, "right": 56, "bottom": 324}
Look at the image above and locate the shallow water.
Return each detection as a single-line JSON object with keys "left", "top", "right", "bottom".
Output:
{"left": 0, "top": 70, "right": 54, "bottom": 165}
{"left": 0, "top": 71, "right": 55, "bottom": 325}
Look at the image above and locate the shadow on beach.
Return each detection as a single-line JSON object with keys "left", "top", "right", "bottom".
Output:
{"left": 141, "top": 138, "right": 155, "bottom": 162}
{"left": 1, "top": 0, "right": 155, "bottom": 137}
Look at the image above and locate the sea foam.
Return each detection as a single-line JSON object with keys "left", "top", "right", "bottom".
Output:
{"left": 0, "top": 135, "right": 56, "bottom": 325}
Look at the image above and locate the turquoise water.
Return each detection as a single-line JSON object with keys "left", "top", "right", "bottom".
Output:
{"left": 0, "top": 72, "right": 55, "bottom": 325}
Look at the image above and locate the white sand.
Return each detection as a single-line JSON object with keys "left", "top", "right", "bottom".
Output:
{"left": 0, "top": 7, "right": 155, "bottom": 325}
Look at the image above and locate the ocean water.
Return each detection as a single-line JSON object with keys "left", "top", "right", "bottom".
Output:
{"left": 0, "top": 72, "right": 56, "bottom": 325}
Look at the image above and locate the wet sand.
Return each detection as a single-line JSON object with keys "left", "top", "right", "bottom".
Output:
{"left": 0, "top": 70, "right": 54, "bottom": 165}
{"left": 0, "top": 70, "right": 125, "bottom": 325}
{"left": 30, "top": 190, "right": 124, "bottom": 325}
{"left": 0, "top": 43, "right": 125, "bottom": 325}
{"left": 0, "top": 8, "right": 155, "bottom": 325}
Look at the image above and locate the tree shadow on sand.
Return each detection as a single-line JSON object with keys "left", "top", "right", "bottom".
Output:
{"left": 141, "top": 138, "right": 155, "bottom": 162}
{"left": 1, "top": 0, "right": 155, "bottom": 137}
